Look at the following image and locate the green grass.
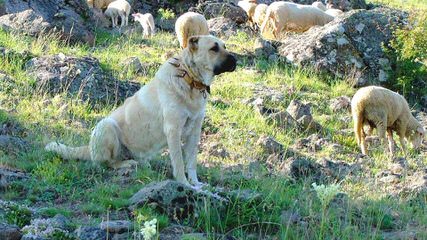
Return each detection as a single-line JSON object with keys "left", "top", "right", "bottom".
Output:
{"left": 1, "top": 1, "right": 427, "bottom": 238}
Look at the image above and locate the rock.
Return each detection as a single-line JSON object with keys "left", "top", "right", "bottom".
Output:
{"left": 286, "top": 100, "right": 321, "bottom": 130}
{"left": 277, "top": 8, "right": 407, "bottom": 86}
{"left": 403, "top": 169, "right": 427, "bottom": 194}
{"left": 129, "top": 180, "right": 224, "bottom": 220}
{"left": 254, "top": 38, "right": 276, "bottom": 58}
{"left": 21, "top": 214, "right": 72, "bottom": 240}
{"left": 329, "top": 96, "right": 351, "bottom": 112}
{"left": 208, "top": 17, "right": 239, "bottom": 38}
{"left": 25, "top": 54, "right": 141, "bottom": 107}
{"left": 326, "top": 0, "right": 367, "bottom": 11}
{"left": 256, "top": 135, "right": 283, "bottom": 154}
{"left": 207, "top": 142, "right": 230, "bottom": 159}
{"left": 0, "top": 0, "right": 95, "bottom": 45}
{"left": 159, "top": 224, "right": 194, "bottom": 240}
{"left": 155, "top": 18, "right": 175, "bottom": 32}
{"left": 266, "top": 111, "right": 299, "bottom": 129}
{"left": 193, "top": 1, "right": 248, "bottom": 24}
{"left": 0, "top": 135, "right": 29, "bottom": 155}
{"left": 294, "top": 134, "right": 328, "bottom": 152}
{"left": 121, "top": 57, "right": 143, "bottom": 73}
{"left": 284, "top": 157, "right": 323, "bottom": 181}
{"left": 319, "top": 158, "right": 354, "bottom": 181}
{"left": 377, "top": 171, "right": 402, "bottom": 184}
{"left": 0, "top": 223, "right": 22, "bottom": 240}
{"left": 90, "top": 8, "right": 110, "bottom": 28}
{"left": 180, "top": 233, "right": 207, "bottom": 240}
{"left": 74, "top": 226, "right": 107, "bottom": 240}
{"left": 21, "top": 235, "right": 46, "bottom": 240}
{"left": 227, "top": 189, "right": 262, "bottom": 203}
{"left": 0, "top": 167, "right": 28, "bottom": 189}
{"left": 280, "top": 210, "right": 301, "bottom": 225}
{"left": 381, "top": 230, "right": 417, "bottom": 240}
{"left": 99, "top": 220, "right": 132, "bottom": 234}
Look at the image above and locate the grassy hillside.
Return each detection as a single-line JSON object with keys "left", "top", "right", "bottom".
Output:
{"left": 1, "top": 1, "right": 426, "bottom": 239}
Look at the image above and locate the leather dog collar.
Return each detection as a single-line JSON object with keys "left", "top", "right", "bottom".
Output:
{"left": 168, "top": 57, "right": 210, "bottom": 98}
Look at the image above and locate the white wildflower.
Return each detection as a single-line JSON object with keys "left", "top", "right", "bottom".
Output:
{"left": 140, "top": 218, "right": 157, "bottom": 240}
{"left": 312, "top": 182, "right": 341, "bottom": 207}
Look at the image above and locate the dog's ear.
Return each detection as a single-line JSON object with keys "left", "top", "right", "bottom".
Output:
{"left": 188, "top": 36, "right": 199, "bottom": 52}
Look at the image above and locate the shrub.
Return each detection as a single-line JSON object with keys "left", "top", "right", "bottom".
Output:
{"left": 387, "top": 10, "right": 427, "bottom": 102}
{"left": 158, "top": 8, "right": 176, "bottom": 20}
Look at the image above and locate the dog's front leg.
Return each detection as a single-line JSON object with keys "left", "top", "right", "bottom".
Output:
{"left": 164, "top": 116, "right": 190, "bottom": 186}
{"left": 183, "top": 116, "right": 204, "bottom": 187}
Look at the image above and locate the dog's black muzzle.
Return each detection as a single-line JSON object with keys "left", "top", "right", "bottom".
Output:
{"left": 213, "top": 54, "right": 237, "bottom": 75}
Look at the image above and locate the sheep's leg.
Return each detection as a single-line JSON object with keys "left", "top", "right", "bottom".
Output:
{"left": 120, "top": 14, "right": 125, "bottom": 27}
{"left": 398, "top": 134, "right": 408, "bottom": 157}
{"left": 387, "top": 129, "right": 395, "bottom": 157}
{"left": 377, "top": 123, "right": 387, "bottom": 155}
{"left": 360, "top": 127, "right": 368, "bottom": 155}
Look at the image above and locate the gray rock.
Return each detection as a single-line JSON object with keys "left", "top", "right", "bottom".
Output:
{"left": 329, "top": 96, "right": 351, "bottom": 112}
{"left": 277, "top": 8, "right": 407, "bottom": 86}
{"left": 286, "top": 99, "right": 321, "bottom": 130}
{"left": 207, "top": 142, "right": 230, "bottom": 159}
{"left": 25, "top": 54, "right": 141, "bottom": 107}
{"left": 74, "top": 226, "right": 107, "bottom": 240}
{"left": 285, "top": 157, "right": 323, "bottom": 180}
{"left": 0, "top": 0, "right": 94, "bottom": 44}
{"left": 326, "top": 0, "right": 367, "bottom": 11}
{"left": 403, "top": 169, "right": 427, "bottom": 194}
{"left": 208, "top": 17, "right": 239, "bottom": 38}
{"left": 193, "top": 1, "right": 248, "bottom": 24}
{"left": 159, "top": 224, "right": 194, "bottom": 240}
{"left": 0, "top": 135, "right": 29, "bottom": 155}
{"left": 99, "top": 220, "right": 133, "bottom": 234}
{"left": 129, "top": 180, "right": 224, "bottom": 220}
{"left": 21, "top": 235, "right": 46, "bottom": 240}
{"left": 227, "top": 189, "right": 262, "bottom": 202}
{"left": 254, "top": 38, "right": 276, "bottom": 58}
{"left": 266, "top": 111, "right": 299, "bottom": 129}
{"left": 0, "top": 223, "right": 22, "bottom": 240}
{"left": 256, "top": 135, "right": 283, "bottom": 154}
{"left": 121, "top": 57, "right": 143, "bottom": 74}
{"left": 0, "top": 167, "right": 28, "bottom": 189}
{"left": 280, "top": 210, "right": 301, "bottom": 225}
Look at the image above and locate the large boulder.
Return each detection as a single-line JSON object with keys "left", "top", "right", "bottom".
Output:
{"left": 25, "top": 54, "right": 141, "bottom": 107}
{"left": 326, "top": 0, "right": 367, "bottom": 11}
{"left": 277, "top": 8, "right": 407, "bottom": 86}
{"left": 190, "top": 1, "right": 248, "bottom": 24}
{"left": 0, "top": 223, "right": 22, "bottom": 240}
{"left": 208, "top": 17, "right": 239, "bottom": 38}
{"left": 0, "top": 0, "right": 94, "bottom": 44}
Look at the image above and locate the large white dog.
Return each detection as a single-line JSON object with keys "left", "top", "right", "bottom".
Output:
{"left": 46, "top": 35, "right": 237, "bottom": 187}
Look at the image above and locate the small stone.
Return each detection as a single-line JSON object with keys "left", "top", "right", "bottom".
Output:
{"left": 74, "top": 226, "right": 107, "bottom": 240}
{"left": 379, "top": 70, "right": 388, "bottom": 82}
{"left": 99, "top": 220, "right": 133, "bottom": 234}
{"left": 355, "top": 23, "right": 365, "bottom": 33}
{"left": 256, "top": 135, "right": 283, "bottom": 154}
{"left": 0, "top": 223, "right": 22, "bottom": 240}
{"left": 121, "top": 57, "right": 143, "bottom": 73}
{"left": 329, "top": 96, "right": 351, "bottom": 112}
{"left": 336, "top": 37, "right": 349, "bottom": 46}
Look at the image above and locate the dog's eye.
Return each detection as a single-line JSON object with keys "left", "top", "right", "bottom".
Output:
{"left": 210, "top": 45, "right": 219, "bottom": 52}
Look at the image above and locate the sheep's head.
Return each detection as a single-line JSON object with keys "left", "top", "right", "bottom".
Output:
{"left": 407, "top": 125, "right": 425, "bottom": 149}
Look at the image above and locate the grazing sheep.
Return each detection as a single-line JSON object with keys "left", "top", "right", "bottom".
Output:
{"left": 238, "top": 0, "right": 258, "bottom": 26}
{"left": 175, "top": 12, "right": 209, "bottom": 48}
{"left": 312, "top": 1, "right": 327, "bottom": 11}
{"left": 260, "top": 1, "right": 334, "bottom": 39}
{"left": 253, "top": 3, "right": 268, "bottom": 28}
{"left": 325, "top": 8, "right": 343, "bottom": 17}
{"left": 132, "top": 13, "right": 155, "bottom": 37}
{"left": 104, "top": 0, "right": 131, "bottom": 28}
{"left": 351, "top": 86, "right": 425, "bottom": 156}
{"left": 87, "top": 0, "right": 115, "bottom": 9}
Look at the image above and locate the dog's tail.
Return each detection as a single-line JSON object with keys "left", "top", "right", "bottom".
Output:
{"left": 45, "top": 142, "right": 91, "bottom": 161}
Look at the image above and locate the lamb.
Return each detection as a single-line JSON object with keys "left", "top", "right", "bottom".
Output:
{"left": 325, "top": 8, "right": 343, "bottom": 17}
{"left": 132, "top": 13, "right": 155, "bottom": 37}
{"left": 260, "top": 1, "right": 334, "bottom": 39}
{"left": 87, "top": 0, "right": 115, "bottom": 9}
{"left": 351, "top": 86, "right": 425, "bottom": 156}
{"left": 238, "top": 0, "right": 258, "bottom": 26}
{"left": 311, "top": 1, "right": 327, "bottom": 11}
{"left": 175, "top": 12, "right": 209, "bottom": 48}
{"left": 104, "top": 0, "right": 131, "bottom": 28}
{"left": 253, "top": 3, "right": 268, "bottom": 28}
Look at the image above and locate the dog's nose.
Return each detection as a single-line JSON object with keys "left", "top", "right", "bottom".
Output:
{"left": 225, "top": 54, "right": 237, "bottom": 72}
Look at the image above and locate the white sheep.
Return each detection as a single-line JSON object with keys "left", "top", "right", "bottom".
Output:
{"left": 104, "top": 0, "right": 131, "bottom": 28}
{"left": 312, "top": 1, "right": 327, "bottom": 11}
{"left": 253, "top": 3, "right": 268, "bottom": 28}
{"left": 238, "top": 0, "right": 258, "bottom": 26}
{"left": 260, "top": 1, "right": 334, "bottom": 39}
{"left": 87, "top": 0, "right": 115, "bottom": 9}
{"left": 175, "top": 12, "right": 209, "bottom": 48}
{"left": 132, "top": 13, "right": 155, "bottom": 37}
{"left": 351, "top": 86, "right": 425, "bottom": 156}
{"left": 325, "top": 8, "right": 343, "bottom": 17}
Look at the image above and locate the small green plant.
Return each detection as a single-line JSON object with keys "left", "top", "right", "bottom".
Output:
{"left": 312, "top": 182, "right": 341, "bottom": 208}
{"left": 158, "top": 8, "right": 176, "bottom": 20}
{"left": 1, "top": 201, "right": 32, "bottom": 228}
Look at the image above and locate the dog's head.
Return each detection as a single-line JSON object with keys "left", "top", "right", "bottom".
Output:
{"left": 132, "top": 13, "right": 143, "bottom": 21}
{"left": 183, "top": 35, "right": 237, "bottom": 86}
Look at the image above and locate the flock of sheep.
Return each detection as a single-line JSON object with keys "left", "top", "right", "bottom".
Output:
{"left": 86, "top": 0, "right": 425, "bottom": 157}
